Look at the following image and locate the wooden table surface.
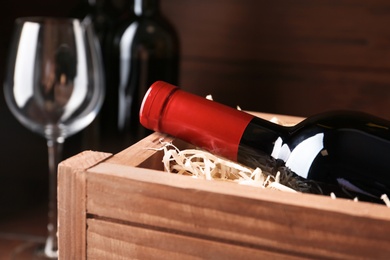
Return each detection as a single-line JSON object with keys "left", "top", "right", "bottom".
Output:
{"left": 0, "top": 204, "right": 47, "bottom": 259}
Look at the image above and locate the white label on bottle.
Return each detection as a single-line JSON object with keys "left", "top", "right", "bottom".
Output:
{"left": 285, "top": 133, "right": 324, "bottom": 179}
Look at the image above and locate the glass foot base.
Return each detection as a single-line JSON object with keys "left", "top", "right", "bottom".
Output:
{"left": 11, "top": 241, "right": 57, "bottom": 260}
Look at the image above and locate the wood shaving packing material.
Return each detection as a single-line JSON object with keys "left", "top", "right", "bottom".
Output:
{"left": 152, "top": 140, "right": 297, "bottom": 193}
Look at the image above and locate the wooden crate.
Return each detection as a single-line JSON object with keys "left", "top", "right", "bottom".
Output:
{"left": 58, "top": 113, "right": 390, "bottom": 259}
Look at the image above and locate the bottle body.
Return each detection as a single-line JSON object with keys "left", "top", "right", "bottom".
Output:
{"left": 117, "top": 16, "right": 179, "bottom": 136}
{"left": 140, "top": 81, "right": 390, "bottom": 203}
{"left": 70, "top": 0, "right": 130, "bottom": 151}
{"left": 105, "top": 0, "right": 179, "bottom": 149}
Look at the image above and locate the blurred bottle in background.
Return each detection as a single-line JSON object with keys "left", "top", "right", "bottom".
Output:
{"left": 105, "top": 0, "right": 180, "bottom": 150}
{"left": 71, "top": 0, "right": 180, "bottom": 152}
{"left": 69, "top": 0, "right": 130, "bottom": 151}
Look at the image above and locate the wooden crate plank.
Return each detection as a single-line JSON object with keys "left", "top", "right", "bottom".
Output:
{"left": 86, "top": 163, "right": 390, "bottom": 259}
{"left": 106, "top": 132, "right": 173, "bottom": 167}
{"left": 57, "top": 151, "right": 112, "bottom": 260}
{"left": 86, "top": 218, "right": 301, "bottom": 259}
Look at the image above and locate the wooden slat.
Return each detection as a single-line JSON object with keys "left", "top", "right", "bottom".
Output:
{"left": 106, "top": 132, "right": 173, "bottom": 167}
{"left": 86, "top": 218, "right": 300, "bottom": 259}
{"left": 57, "top": 150, "right": 112, "bottom": 260}
{"left": 86, "top": 163, "right": 390, "bottom": 259}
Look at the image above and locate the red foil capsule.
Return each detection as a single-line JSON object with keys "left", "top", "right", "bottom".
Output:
{"left": 140, "top": 81, "right": 254, "bottom": 161}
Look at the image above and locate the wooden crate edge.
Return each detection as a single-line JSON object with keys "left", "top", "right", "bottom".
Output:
{"left": 58, "top": 150, "right": 112, "bottom": 260}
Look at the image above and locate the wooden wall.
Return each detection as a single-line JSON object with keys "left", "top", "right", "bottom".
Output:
{"left": 2, "top": 0, "right": 390, "bottom": 214}
{"left": 162, "top": 0, "right": 390, "bottom": 119}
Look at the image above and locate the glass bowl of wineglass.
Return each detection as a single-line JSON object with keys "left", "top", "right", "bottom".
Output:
{"left": 3, "top": 17, "right": 104, "bottom": 258}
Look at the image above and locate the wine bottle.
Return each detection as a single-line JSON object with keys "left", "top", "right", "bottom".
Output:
{"left": 69, "top": 0, "right": 130, "bottom": 151}
{"left": 105, "top": 0, "right": 179, "bottom": 149}
{"left": 140, "top": 81, "right": 390, "bottom": 204}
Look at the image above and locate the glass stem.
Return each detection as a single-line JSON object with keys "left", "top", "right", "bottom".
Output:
{"left": 45, "top": 137, "right": 64, "bottom": 258}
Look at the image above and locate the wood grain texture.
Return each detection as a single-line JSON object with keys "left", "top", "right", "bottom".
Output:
{"left": 86, "top": 162, "right": 390, "bottom": 259}
{"left": 87, "top": 218, "right": 299, "bottom": 259}
{"left": 57, "top": 151, "right": 112, "bottom": 260}
{"left": 160, "top": 0, "right": 390, "bottom": 119}
{"left": 106, "top": 132, "right": 173, "bottom": 167}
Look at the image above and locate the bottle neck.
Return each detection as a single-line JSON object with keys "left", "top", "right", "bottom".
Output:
{"left": 133, "top": 0, "right": 159, "bottom": 16}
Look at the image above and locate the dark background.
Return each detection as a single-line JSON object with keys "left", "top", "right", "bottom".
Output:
{"left": 2, "top": 0, "right": 390, "bottom": 216}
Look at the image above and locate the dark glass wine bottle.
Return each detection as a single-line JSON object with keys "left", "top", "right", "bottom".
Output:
{"left": 69, "top": 0, "right": 130, "bottom": 151}
{"left": 105, "top": 0, "right": 179, "bottom": 149}
{"left": 140, "top": 81, "right": 390, "bottom": 204}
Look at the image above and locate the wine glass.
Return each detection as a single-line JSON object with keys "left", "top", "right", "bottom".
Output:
{"left": 3, "top": 17, "right": 104, "bottom": 258}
